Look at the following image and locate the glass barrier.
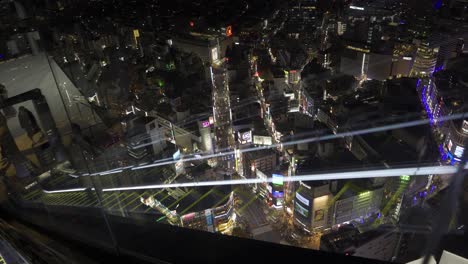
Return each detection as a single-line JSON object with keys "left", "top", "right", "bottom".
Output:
{"left": 1, "top": 0, "right": 468, "bottom": 263}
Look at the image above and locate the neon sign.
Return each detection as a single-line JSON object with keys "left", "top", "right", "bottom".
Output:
{"left": 226, "top": 25, "right": 232, "bottom": 37}
{"left": 201, "top": 120, "right": 210, "bottom": 127}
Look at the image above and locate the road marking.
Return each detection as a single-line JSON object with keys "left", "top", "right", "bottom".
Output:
{"left": 61, "top": 192, "right": 83, "bottom": 206}
{"left": 23, "top": 189, "right": 40, "bottom": 200}
{"left": 102, "top": 192, "right": 126, "bottom": 207}
{"left": 239, "top": 193, "right": 261, "bottom": 213}
{"left": 211, "top": 188, "right": 225, "bottom": 198}
{"left": 168, "top": 189, "right": 194, "bottom": 209}
{"left": 82, "top": 193, "right": 99, "bottom": 207}
{"left": 107, "top": 192, "right": 136, "bottom": 210}
{"left": 73, "top": 192, "right": 93, "bottom": 205}
{"left": 100, "top": 192, "right": 116, "bottom": 203}
{"left": 214, "top": 187, "right": 238, "bottom": 207}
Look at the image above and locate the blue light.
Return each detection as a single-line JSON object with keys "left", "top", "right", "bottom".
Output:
{"left": 439, "top": 144, "right": 448, "bottom": 161}
{"left": 421, "top": 85, "right": 435, "bottom": 126}
{"left": 447, "top": 152, "right": 457, "bottom": 165}
{"left": 377, "top": 213, "right": 381, "bottom": 219}
{"left": 434, "top": 0, "right": 443, "bottom": 10}
{"left": 433, "top": 65, "right": 443, "bottom": 75}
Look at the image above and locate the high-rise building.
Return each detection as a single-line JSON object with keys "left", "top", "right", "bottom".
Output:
{"left": 435, "top": 37, "right": 464, "bottom": 70}
{"left": 331, "top": 188, "right": 384, "bottom": 226}
{"left": 406, "top": 0, "right": 435, "bottom": 40}
{"left": 391, "top": 43, "right": 416, "bottom": 77}
{"left": 181, "top": 192, "right": 235, "bottom": 234}
{"left": 126, "top": 116, "right": 168, "bottom": 159}
{"left": 449, "top": 0, "right": 468, "bottom": 21}
{"left": 293, "top": 181, "right": 333, "bottom": 232}
{"left": 285, "top": 0, "right": 318, "bottom": 51}
{"left": 410, "top": 44, "right": 438, "bottom": 77}
{"left": 198, "top": 119, "right": 214, "bottom": 153}
{"left": 243, "top": 149, "right": 277, "bottom": 179}
{"left": 420, "top": 58, "right": 468, "bottom": 163}
{"left": 146, "top": 118, "right": 167, "bottom": 156}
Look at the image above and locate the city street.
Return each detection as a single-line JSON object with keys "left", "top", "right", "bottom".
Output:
{"left": 234, "top": 186, "right": 283, "bottom": 244}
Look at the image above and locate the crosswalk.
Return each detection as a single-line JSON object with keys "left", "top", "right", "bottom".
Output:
{"left": 20, "top": 181, "right": 232, "bottom": 223}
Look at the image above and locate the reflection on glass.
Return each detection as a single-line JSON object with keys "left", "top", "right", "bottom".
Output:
{"left": 1, "top": 0, "right": 468, "bottom": 263}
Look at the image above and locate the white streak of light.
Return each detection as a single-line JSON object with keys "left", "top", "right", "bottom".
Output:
{"left": 43, "top": 188, "right": 88, "bottom": 194}
{"left": 65, "top": 89, "right": 72, "bottom": 106}
{"left": 99, "top": 170, "right": 123, "bottom": 176}
{"left": 104, "top": 164, "right": 466, "bottom": 192}
{"left": 129, "top": 112, "right": 468, "bottom": 171}
{"left": 361, "top": 53, "right": 366, "bottom": 76}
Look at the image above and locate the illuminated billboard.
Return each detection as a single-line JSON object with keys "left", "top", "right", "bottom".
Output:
{"left": 133, "top": 29, "right": 140, "bottom": 38}
{"left": 295, "top": 202, "right": 309, "bottom": 218}
{"left": 446, "top": 139, "right": 465, "bottom": 159}
{"left": 173, "top": 149, "right": 181, "bottom": 160}
{"left": 253, "top": 135, "right": 272, "bottom": 146}
{"left": 182, "top": 212, "right": 196, "bottom": 222}
{"left": 272, "top": 174, "right": 283, "bottom": 185}
{"left": 296, "top": 192, "right": 310, "bottom": 206}
{"left": 201, "top": 120, "right": 210, "bottom": 128}
{"left": 273, "top": 190, "right": 284, "bottom": 198}
{"left": 238, "top": 130, "right": 252, "bottom": 144}
{"left": 454, "top": 145, "right": 465, "bottom": 158}
{"left": 314, "top": 209, "right": 324, "bottom": 222}
{"left": 211, "top": 47, "right": 219, "bottom": 62}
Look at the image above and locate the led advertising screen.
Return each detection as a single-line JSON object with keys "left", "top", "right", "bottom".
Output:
{"left": 173, "top": 149, "right": 181, "bottom": 160}
{"left": 211, "top": 47, "right": 219, "bottom": 62}
{"left": 238, "top": 130, "right": 252, "bottom": 144}
{"left": 242, "top": 131, "right": 252, "bottom": 142}
{"left": 454, "top": 145, "right": 465, "bottom": 158}
{"left": 272, "top": 174, "right": 283, "bottom": 185}
{"left": 253, "top": 135, "right": 273, "bottom": 146}
{"left": 273, "top": 190, "right": 284, "bottom": 198}
{"left": 296, "top": 192, "right": 310, "bottom": 206}
{"left": 295, "top": 202, "right": 309, "bottom": 218}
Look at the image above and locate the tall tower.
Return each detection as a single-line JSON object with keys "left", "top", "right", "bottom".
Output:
{"left": 407, "top": 0, "right": 435, "bottom": 40}
{"left": 410, "top": 44, "right": 437, "bottom": 77}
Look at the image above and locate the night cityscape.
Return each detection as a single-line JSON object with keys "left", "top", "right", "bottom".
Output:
{"left": 0, "top": 0, "right": 468, "bottom": 263}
